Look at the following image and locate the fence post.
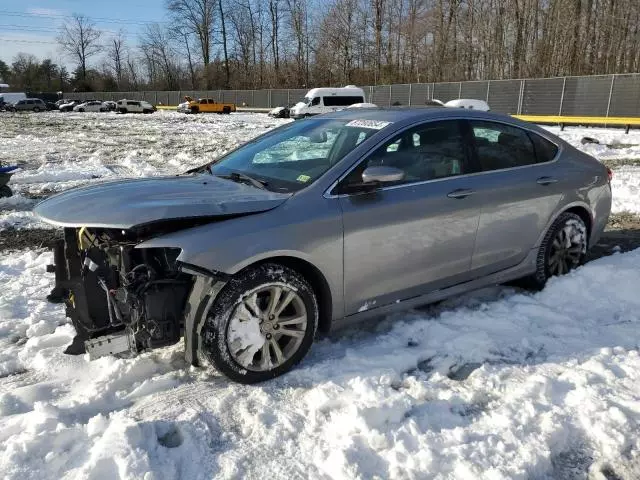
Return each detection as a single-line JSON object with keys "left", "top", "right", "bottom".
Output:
{"left": 458, "top": 82, "right": 462, "bottom": 99}
{"left": 408, "top": 84, "right": 412, "bottom": 106}
{"left": 517, "top": 80, "right": 525, "bottom": 115}
{"left": 268, "top": 89, "right": 272, "bottom": 108}
{"left": 606, "top": 74, "right": 615, "bottom": 118}
{"left": 558, "top": 77, "right": 566, "bottom": 115}
{"left": 431, "top": 83, "right": 435, "bottom": 100}
{"left": 388, "top": 85, "right": 392, "bottom": 107}
{"left": 287, "top": 90, "right": 290, "bottom": 105}
{"left": 486, "top": 80, "right": 490, "bottom": 102}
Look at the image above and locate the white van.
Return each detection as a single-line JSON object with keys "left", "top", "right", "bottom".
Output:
{"left": 289, "top": 86, "right": 366, "bottom": 119}
{"left": 0, "top": 92, "right": 27, "bottom": 109}
{"left": 444, "top": 98, "right": 490, "bottom": 111}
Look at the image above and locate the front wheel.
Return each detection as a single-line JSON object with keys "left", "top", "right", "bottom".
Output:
{"left": 33, "top": 106, "right": 40, "bottom": 112}
{"left": 201, "top": 263, "right": 318, "bottom": 384}
{"left": 527, "top": 212, "right": 587, "bottom": 289}
{"left": 119, "top": 108, "right": 128, "bottom": 114}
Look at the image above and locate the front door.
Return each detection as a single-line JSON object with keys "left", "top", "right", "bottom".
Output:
{"left": 336, "top": 120, "right": 481, "bottom": 315}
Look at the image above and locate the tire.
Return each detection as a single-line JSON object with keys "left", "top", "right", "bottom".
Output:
{"left": 33, "top": 107, "right": 40, "bottom": 112}
{"left": 119, "top": 108, "right": 128, "bottom": 114}
{"left": 79, "top": 108, "right": 85, "bottom": 113}
{"left": 0, "top": 185, "right": 12, "bottom": 198}
{"left": 201, "top": 263, "right": 318, "bottom": 384}
{"left": 222, "top": 106, "right": 231, "bottom": 114}
{"left": 191, "top": 107, "right": 199, "bottom": 114}
{"left": 527, "top": 212, "right": 587, "bottom": 289}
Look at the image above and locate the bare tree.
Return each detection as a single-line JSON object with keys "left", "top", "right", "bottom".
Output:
{"left": 107, "top": 30, "right": 127, "bottom": 87}
{"left": 166, "top": 0, "right": 216, "bottom": 85}
{"left": 57, "top": 15, "right": 102, "bottom": 80}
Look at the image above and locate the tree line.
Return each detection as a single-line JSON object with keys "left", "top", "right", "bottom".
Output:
{"left": 2, "top": 0, "right": 640, "bottom": 93}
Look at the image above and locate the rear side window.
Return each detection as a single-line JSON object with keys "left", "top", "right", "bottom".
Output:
{"left": 470, "top": 121, "right": 537, "bottom": 171}
{"left": 529, "top": 132, "right": 558, "bottom": 163}
{"left": 323, "top": 96, "right": 364, "bottom": 107}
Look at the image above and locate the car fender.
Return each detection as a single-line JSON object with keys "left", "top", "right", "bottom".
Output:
{"left": 136, "top": 199, "right": 345, "bottom": 319}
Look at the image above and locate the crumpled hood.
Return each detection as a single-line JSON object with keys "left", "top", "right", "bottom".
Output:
{"left": 34, "top": 174, "right": 291, "bottom": 229}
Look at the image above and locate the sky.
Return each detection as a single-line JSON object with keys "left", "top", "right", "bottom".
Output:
{"left": 0, "top": 0, "right": 168, "bottom": 68}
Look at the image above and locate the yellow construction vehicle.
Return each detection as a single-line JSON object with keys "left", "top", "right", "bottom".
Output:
{"left": 179, "top": 96, "right": 236, "bottom": 114}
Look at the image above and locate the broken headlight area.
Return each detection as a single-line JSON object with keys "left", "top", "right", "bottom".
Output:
{"left": 49, "top": 227, "right": 193, "bottom": 359}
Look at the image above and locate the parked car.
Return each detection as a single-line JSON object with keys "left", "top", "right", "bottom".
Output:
{"left": 445, "top": 99, "right": 491, "bottom": 111}
{"left": 73, "top": 101, "right": 108, "bottom": 113}
{"left": 35, "top": 108, "right": 612, "bottom": 384}
{"left": 116, "top": 99, "right": 155, "bottom": 114}
{"left": 8, "top": 98, "right": 47, "bottom": 112}
{"left": 59, "top": 100, "right": 80, "bottom": 112}
{"left": 0, "top": 92, "right": 27, "bottom": 110}
{"left": 177, "top": 96, "right": 236, "bottom": 114}
{"left": 0, "top": 164, "right": 19, "bottom": 197}
{"left": 268, "top": 104, "right": 292, "bottom": 118}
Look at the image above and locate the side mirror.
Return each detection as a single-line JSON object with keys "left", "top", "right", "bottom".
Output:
{"left": 362, "top": 166, "right": 405, "bottom": 184}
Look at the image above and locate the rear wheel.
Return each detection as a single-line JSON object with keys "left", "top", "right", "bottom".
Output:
{"left": 33, "top": 106, "right": 40, "bottom": 112}
{"left": 119, "top": 108, "right": 128, "bottom": 114}
{"left": 190, "top": 106, "right": 199, "bottom": 114}
{"left": 222, "top": 106, "right": 231, "bottom": 114}
{"left": 201, "top": 263, "right": 318, "bottom": 384}
{"left": 527, "top": 212, "right": 587, "bottom": 289}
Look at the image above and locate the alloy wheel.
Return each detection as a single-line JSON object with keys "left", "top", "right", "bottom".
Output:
{"left": 227, "top": 284, "right": 308, "bottom": 372}
{"left": 548, "top": 222, "right": 585, "bottom": 276}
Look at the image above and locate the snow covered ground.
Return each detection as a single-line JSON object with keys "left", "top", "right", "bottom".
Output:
{"left": 1, "top": 112, "right": 639, "bottom": 479}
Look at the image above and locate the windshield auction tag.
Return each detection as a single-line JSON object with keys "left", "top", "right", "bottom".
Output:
{"left": 345, "top": 120, "right": 392, "bottom": 130}
{"left": 297, "top": 174, "right": 311, "bottom": 183}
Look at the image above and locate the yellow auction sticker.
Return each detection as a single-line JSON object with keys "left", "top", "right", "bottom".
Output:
{"left": 297, "top": 174, "right": 311, "bottom": 183}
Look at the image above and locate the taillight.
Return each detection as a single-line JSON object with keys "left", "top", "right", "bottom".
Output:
{"left": 607, "top": 167, "right": 613, "bottom": 183}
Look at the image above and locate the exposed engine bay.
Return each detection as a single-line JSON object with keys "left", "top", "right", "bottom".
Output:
{"left": 50, "top": 227, "right": 195, "bottom": 359}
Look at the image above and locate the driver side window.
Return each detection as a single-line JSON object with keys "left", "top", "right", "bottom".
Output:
{"left": 311, "top": 97, "right": 320, "bottom": 106}
{"left": 343, "top": 120, "right": 468, "bottom": 187}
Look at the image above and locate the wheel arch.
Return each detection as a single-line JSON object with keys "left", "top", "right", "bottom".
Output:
{"left": 537, "top": 201, "right": 594, "bottom": 248}
{"left": 246, "top": 255, "right": 333, "bottom": 334}
{"left": 564, "top": 205, "right": 593, "bottom": 238}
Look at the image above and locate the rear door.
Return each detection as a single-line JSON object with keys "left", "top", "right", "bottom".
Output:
{"left": 337, "top": 120, "right": 481, "bottom": 315}
{"left": 465, "top": 120, "right": 564, "bottom": 275}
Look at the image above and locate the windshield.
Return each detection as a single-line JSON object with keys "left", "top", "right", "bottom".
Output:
{"left": 210, "top": 119, "right": 385, "bottom": 192}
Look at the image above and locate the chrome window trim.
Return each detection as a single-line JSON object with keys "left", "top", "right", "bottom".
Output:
{"left": 323, "top": 116, "right": 563, "bottom": 199}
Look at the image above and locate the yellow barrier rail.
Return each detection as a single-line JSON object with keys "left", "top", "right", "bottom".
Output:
{"left": 514, "top": 115, "right": 640, "bottom": 133}
{"left": 153, "top": 108, "right": 638, "bottom": 131}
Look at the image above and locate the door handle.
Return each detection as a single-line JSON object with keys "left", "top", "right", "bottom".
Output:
{"left": 447, "top": 188, "right": 474, "bottom": 199}
{"left": 536, "top": 176, "right": 558, "bottom": 185}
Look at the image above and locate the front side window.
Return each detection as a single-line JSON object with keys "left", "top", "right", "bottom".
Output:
{"left": 343, "top": 120, "right": 468, "bottom": 187}
{"left": 470, "top": 121, "right": 537, "bottom": 171}
{"left": 210, "top": 119, "right": 384, "bottom": 192}
{"left": 311, "top": 97, "right": 320, "bottom": 106}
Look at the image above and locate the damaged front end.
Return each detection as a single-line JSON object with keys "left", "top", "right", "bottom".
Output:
{"left": 49, "top": 226, "right": 223, "bottom": 362}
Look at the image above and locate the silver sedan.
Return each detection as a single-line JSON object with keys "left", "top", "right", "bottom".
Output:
{"left": 35, "top": 108, "right": 612, "bottom": 383}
